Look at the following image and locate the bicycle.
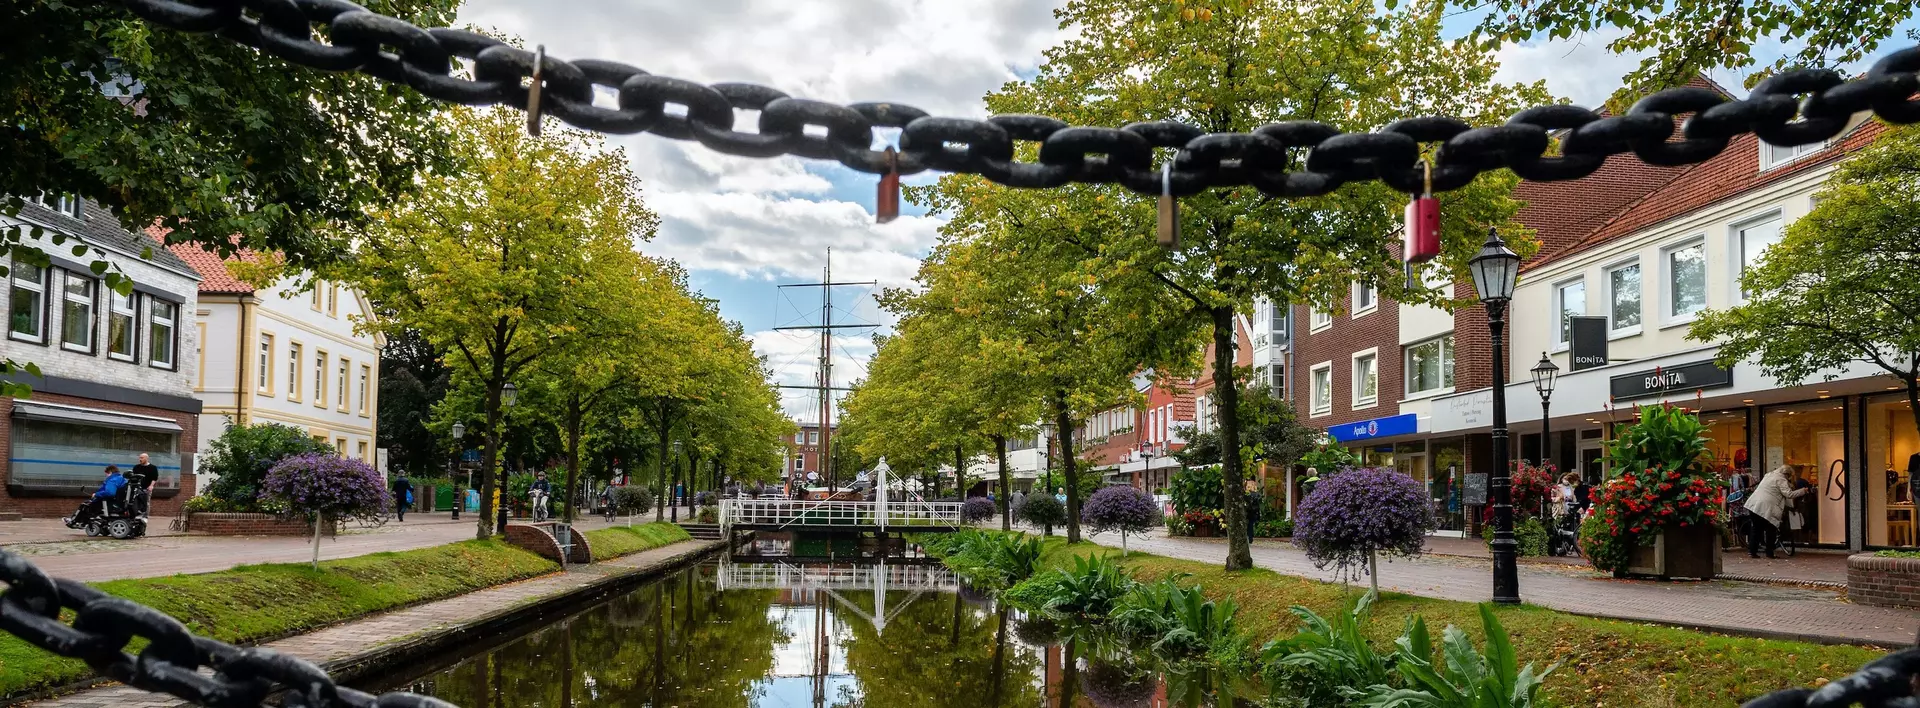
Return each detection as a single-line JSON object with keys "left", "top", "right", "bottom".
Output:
{"left": 530, "top": 489, "right": 550, "bottom": 522}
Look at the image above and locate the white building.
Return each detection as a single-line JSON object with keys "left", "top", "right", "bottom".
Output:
{"left": 169, "top": 244, "right": 382, "bottom": 469}
{"left": 0, "top": 196, "right": 202, "bottom": 517}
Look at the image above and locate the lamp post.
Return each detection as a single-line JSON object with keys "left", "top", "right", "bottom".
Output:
{"left": 496, "top": 384, "right": 517, "bottom": 535}
{"left": 1469, "top": 228, "right": 1522, "bottom": 605}
{"left": 671, "top": 439, "right": 683, "bottom": 522}
{"left": 1531, "top": 353, "right": 1560, "bottom": 473}
{"left": 450, "top": 422, "right": 466, "bottom": 520}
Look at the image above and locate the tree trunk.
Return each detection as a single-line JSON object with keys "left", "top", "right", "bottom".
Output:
{"left": 955, "top": 444, "right": 967, "bottom": 500}
{"left": 671, "top": 445, "right": 681, "bottom": 523}
{"left": 1054, "top": 390, "right": 1083, "bottom": 544}
{"left": 311, "top": 514, "right": 322, "bottom": 569}
{"left": 1369, "top": 550, "right": 1380, "bottom": 597}
{"left": 1212, "top": 304, "right": 1253, "bottom": 571}
{"left": 475, "top": 380, "right": 503, "bottom": 540}
{"left": 994, "top": 434, "right": 1011, "bottom": 532}
{"left": 654, "top": 411, "right": 670, "bottom": 522}
{"left": 564, "top": 397, "right": 583, "bottom": 524}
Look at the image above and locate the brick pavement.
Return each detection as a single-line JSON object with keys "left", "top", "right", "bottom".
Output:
{"left": 24, "top": 539, "right": 719, "bottom": 708}
{"left": 5, "top": 510, "right": 697, "bottom": 583}
{"left": 1418, "top": 534, "right": 1853, "bottom": 585}
{"left": 1090, "top": 530, "right": 1920, "bottom": 646}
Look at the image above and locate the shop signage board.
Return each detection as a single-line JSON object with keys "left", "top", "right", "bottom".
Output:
{"left": 1431, "top": 389, "right": 1493, "bottom": 432}
{"left": 1609, "top": 359, "right": 1734, "bottom": 401}
{"left": 1328, "top": 413, "right": 1419, "bottom": 443}
{"left": 1465, "top": 473, "right": 1488, "bottom": 505}
{"left": 1570, "top": 316, "right": 1609, "bottom": 371}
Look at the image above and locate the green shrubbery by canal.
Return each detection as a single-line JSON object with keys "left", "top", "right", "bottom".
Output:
{"left": 0, "top": 522, "right": 692, "bottom": 700}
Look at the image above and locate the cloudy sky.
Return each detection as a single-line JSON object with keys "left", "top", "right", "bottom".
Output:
{"left": 452, "top": 0, "right": 1905, "bottom": 421}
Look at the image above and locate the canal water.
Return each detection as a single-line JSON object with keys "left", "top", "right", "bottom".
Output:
{"left": 357, "top": 535, "right": 1241, "bottom": 707}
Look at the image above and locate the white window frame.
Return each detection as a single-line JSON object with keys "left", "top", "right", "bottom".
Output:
{"left": 257, "top": 333, "right": 274, "bottom": 392}
{"left": 1604, "top": 259, "right": 1643, "bottom": 338}
{"left": 1309, "top": 306, "right": 1332, "bottom": 332}
{"left": 60, "top": 272, "right": 96, "bottom": 353}
{"left": 1352, "top": 282, "right": 1378, "bottom": 317}
{"left": 359, "top": 364, "right": 372, "bottom": 416}
{"left": 107, "top": 290, "right": 138, "bottom": 362}
{"left": 147, "top": 298, "right": 178, "bottom": 370}
{"left": 336, "top": 357, "right": 350, "bottom": 412}
{"left": 313, "top": 350, "right": 328, "bottom": 408}
{"left": 1351, "top": 348, "right": 1379, "bottom": 410}
{"left": 1310, "top": 361, "right": 1334, "bottom": 417}
{"left": 1662, "top": 237, "right": 1708, "bottom": 326}
{"left": 33, "top": 193, "right": 83, "bottom": 219}
{"left": 1552, "top": 277, "right": 1586, "bottom": 352}
{"left": 1733, "top": 211, "right": 1783, "bottom": 303}
{"left": 9, "top": 261, "right": 47, "bottom": 344}
{"left": 288, "top": 342, "right": 304, "bottom": 401}
{"left": 1760, "top": 140, "right": 1822, "bottom": 171}
{"left": 1404, "top": 334, "right": 1455, "bottom": 398}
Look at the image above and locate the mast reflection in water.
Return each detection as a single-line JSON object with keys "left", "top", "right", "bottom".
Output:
{"left": 359, "top": 534, "right": 1191, "bottom": 707}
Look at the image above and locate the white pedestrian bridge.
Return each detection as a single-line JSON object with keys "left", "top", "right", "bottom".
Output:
{"left": 718, "top": 498, "right": 965, "bottom": 532}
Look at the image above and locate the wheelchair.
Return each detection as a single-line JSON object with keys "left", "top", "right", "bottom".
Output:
{"left": 64, "top": 475, "right": 152, "bottom": 539}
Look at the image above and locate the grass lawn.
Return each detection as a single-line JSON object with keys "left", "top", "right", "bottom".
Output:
{"left": 0, "top": 521, "right": 692, "bottom": 700}
{"left": 1032, "top": 539, "right": 1884, "bottom": 707}
{"left": 584, "top": 522, "right": 692, "bottom": 560}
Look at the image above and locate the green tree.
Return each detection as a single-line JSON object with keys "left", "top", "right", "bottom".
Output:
{"left": 1690, "top": 123, "right": 1920, "bottom": 445}
{"left": 376, "top": 327, "right": 452, "bottom": 477}
{"left": 957, "top": 0, "right": 1545, "bottom": 569}
{"left": 200, "top": 422, "right": 334, "bottom": 512}
{"left": 348, "top": 107, "right": 654, "bottom": 539}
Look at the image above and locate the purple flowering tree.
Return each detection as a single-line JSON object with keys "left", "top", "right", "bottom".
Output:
{"left": 258, "top": 453, "right": 390, "bottom": 568}
{"left": 961, "top": 497, "right": 997, "bottom": 524}
{"left": 1292, "top": 466, "right": 1433, "bottom": 595}
{"left": 1082, "top": 486, "right": 1160, "bottom": 556}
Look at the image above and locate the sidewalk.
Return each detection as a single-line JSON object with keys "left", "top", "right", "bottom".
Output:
{"left": 24, "top": 538, "right": 719, "bottom": 708}
{"left": 1418, "top": 534, "right": 1854, "bottom": 586}
{"left": 1086, "top": 530, "right": 1920, "bottom": 647}
{"left": 4, "top": 509, "right": 699, "bottom": 583}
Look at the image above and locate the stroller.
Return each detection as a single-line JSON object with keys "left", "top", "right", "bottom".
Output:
{"left": 1547, "top": 506, "right": 1584, "bottom": 557}
{"left": 64, "top": 474, "right": 152, "bottom": 539}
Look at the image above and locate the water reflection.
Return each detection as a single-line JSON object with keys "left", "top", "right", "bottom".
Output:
{"left": 362, "top": 540, "right": 1232, "bottom": 707}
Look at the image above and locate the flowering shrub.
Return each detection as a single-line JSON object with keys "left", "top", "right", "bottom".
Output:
{"left": 1508, "top": 461, "right": 1557, "bottom": 517}
{"left": 258, "top": 453, "right": 389, "bottom": 524}
{"left": 1164, "top": 513, "right": 1193, "bottom": 536}
{"left": 1082, "top": 486, "right": 1159, "bottom": 536}
{"left": 1016, "top": 493, "right": 1067, "bottom": 535}
{"left": 1292, "top": 467, "right": 1433, "bottom": 591}
{"left": 1584, "top": 404, "right": 1727, "bottom": 574}
{"left": 1182, "top": 509, "right": 1221, "bottom": 535}
{"left": 611, "top": 485, "right": 654, "bottom": 515}
{"left": 961, "top": 497, "right": 997, "bottom": 524}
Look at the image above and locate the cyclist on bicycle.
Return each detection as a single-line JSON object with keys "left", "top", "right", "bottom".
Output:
{"left": 529, "top": 471, "right": 552, "bottom": 522}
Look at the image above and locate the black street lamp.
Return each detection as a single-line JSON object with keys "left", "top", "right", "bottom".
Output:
{"left": 496, "top": 385, "right": 517, "bottom": 535}
{"left": 1469, "top": 228, "right": 1522, "bottom": 605}
{"left": 1531, "top": 353, "right": 1560, "bottom": 473}
{"left": 450, "top": 422, "right": 466, "bottom": 520}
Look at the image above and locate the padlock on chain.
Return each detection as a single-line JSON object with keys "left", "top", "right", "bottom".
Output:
{"left": 1403, "top": 160, "right": 1439, "bottom": 263}
{"left": 1157, "top": 161, "right": 1180, "bottom": 248}
{"left": 876, "top": 146, "right": 901, "bottom": 224}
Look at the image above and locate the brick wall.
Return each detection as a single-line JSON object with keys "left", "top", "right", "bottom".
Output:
{"left": 1290, "top": 294, "right": 1402, "bottom": 431}
{"left": 0, "top": 393, "right": 198, "bottom": 517}
{"left": 186, "top": 512, "right": 333, "bottom": 536}
{"left": 505, "top": 521, "right": 593, "bottom": 564}
{"left": 1848, "top": 554, "right": 1920, "bottom": 609}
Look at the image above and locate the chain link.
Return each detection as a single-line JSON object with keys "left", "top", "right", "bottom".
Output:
{"left": 29, "top": 1, "right": 1920, "bottom": 706}
{"left": 110, "top": 0, "right": 1920, "bottom": 198}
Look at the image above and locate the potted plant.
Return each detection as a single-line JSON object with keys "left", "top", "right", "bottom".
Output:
{"left": 1585, "top": 404, "right": 1727, "bottom": 580}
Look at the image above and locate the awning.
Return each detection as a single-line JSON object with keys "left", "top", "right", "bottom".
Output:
{"left": 12, "top": 401, "right": 183, "bottom": 433}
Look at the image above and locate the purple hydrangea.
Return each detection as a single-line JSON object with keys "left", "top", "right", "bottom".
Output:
{"left": 1292, "top": 467, "right": 1433, "bottom": 582}
{"left": 1081, "top": 486, "right": 1159, "bottom": 537}
{"left": 961, "top": 497, "right": 997, "bottom": 524}
{"left": 258, "top": 453, "right": 391, "bottom": 524}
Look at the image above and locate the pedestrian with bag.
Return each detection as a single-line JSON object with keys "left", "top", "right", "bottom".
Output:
{"left": 391, "top": 472, "right": 414, "bottom": 522}
{"left": 1743, "top": 465, "right": 1810, "bottom": 559}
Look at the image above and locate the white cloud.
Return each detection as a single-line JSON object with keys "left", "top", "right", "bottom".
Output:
{"left": 644, "top": 190, "right": 940, "bottom": 285}
{"left": 1493, "top": 29, "right": 1650, "bottom": 107}
{"left": 749, "top": 330, "right": 881, "bottom": 420}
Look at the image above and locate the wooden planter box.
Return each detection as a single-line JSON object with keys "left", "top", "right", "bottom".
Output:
{"left": 1623, "top": 522, "right": 1721, "bottom": 580}
{"left": 1848, "top": 554, "right": 1920, "bottom": 608}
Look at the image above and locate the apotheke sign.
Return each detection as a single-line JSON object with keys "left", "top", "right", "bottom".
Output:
{"left": 1609, "top": 359, "right": 1734, "bottom": 401}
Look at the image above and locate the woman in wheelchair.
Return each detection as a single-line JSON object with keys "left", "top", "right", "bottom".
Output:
{"left": 63, "top": 465, "right": 149, "bottom": 538}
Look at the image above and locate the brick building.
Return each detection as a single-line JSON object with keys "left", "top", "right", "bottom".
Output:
{"left": 0, "top": 196, "right": 202, "bottom": 517}
{"left": 782, "top": 422, "right": 830, "bottom": 487}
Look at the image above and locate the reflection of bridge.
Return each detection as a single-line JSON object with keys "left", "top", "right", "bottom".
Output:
{"left": 719, "top": 499, "right": 964, "bottom": 533}
{"left": 719, "top": 559, "right": 956, "bottom": 632}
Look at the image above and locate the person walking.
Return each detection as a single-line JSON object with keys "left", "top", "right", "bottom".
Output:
{"left": 1744, "top": 464, "right": 1811, "bottom": 559}
{"left": 131, "top": 452, "right": 160, "bottom": 490}
{"left": 1244, "top": 480, "right": 1263, "bottom": 544}
{"left": 391, "top": 472, "right": 414, "bottom": 522}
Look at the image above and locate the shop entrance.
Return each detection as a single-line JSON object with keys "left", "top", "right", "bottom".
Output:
{"left": 1765, "top": 400, "right": 1849, "bottom": 547}
{"left": 1865, "top": 394, "right": 1918, "bottom": 548}
{"left": 1428, "top": 438, "right": 1467, "bottom": 536}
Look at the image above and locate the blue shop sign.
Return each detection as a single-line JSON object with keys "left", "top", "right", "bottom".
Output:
{"left": 1328, "top": 413, "right": 1419, "bottom": 443}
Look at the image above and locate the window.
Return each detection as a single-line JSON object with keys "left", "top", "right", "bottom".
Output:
{"left": 1310, "top": 307, "right": 1332, "bottom": 331}
{"left": 794, "top": 456, "right": 805, "bottom": 471}
{"left": 61, "top": 274, "right": 95, "bottom": 351}
{"left": 1737, "top": 216, "right": 1782, "bottom": 299}
{"left": 326, "top": 284, "right": 339, "bottom": 317}
{"left": 806, "top": 431, "right": 818, "bottom": 445}
{"left": 1310, "top": 363, "right": 1333, "bottom": 415}
{"left": 1268, "top": 363, "right": 1285, "bottom": 391}
{"left": 1762, "top": 141, "right": 1821, "bottom": 170}
{"left": 310, "top": 283, "right": 322, "bottom": 311}
{"left": 1554, "top": 279, "right": 1585, "bottom": 348}
{"left": 147, "top": 299, "right": 177, "bottom": 369}
{"left": 1352, "top": 351, "right": 1378, "bottom": 407}
{"left": 336, "top": 358, "right": 349, "bottom": 411}
{"left": 1608, "top": 262, "right": 1642, "bottom": 332}
{"left": 288, "top": 343, "right": 303, "bottom": 400}
{"left": 257, "top": 334, "right": 274, "bottom": 391}
{"left": 10, "top": 261, "right": 47, "bottom": 343}
{"left": 1354, "top": 283, "right": 1377, "bottom": 314}
{"left": 1667, "top": 242, "right": 1707, "bottom": 319}
{"left": 1405, "top": 335, "right": 1455, "bottom": 395}
{"left": 335, "top": 438, "right": 347, "bottom": 456}
{"left": 195, "top": 322, "right": 206, "bottom": 388}
{"left": 359, "top": 364, "right": 371, "bottom": 416}
{"left": 108, "top": 290, "right": 137, "bottom": 361}
{"left": 357, "top": 441, "right": 369, "bottom": 462}
{"left": 33, "top": 193, "right": 82, "bottom": 219}
{"left": 314, "top": 351, "right": 328, "bottom": 408}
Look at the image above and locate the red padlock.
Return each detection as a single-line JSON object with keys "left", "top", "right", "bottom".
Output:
{"left": 1403, "top": 160, "right": 1439, "bottom": 263}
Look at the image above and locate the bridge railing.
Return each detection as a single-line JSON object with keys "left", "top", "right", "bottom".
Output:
{"left": 718, "top": 562, "right": 958, "bottom": 591}
{"left": 719, "top": 499, "right": 965, "bottom": 530}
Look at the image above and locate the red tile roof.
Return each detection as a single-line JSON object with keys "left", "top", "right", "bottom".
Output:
{"left": 147, "top": 225, "right": 260, "bottom": 294}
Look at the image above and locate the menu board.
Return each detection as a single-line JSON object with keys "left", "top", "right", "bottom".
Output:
{"left": 1465, "top": 473, "right": 1489, "bottom": 506}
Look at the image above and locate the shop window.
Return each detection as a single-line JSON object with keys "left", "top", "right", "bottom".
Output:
{"left": 1762, "top": 400, "right": 1849, "bottom": 546}
{"left": 1865, "top": 395, "right": 1918, "bottom": 548}
{"left": 10, "top": 417, "right": 179, "bottom": 493}
{"left": 10, "top": 261, "right": 47, "bottom": 343}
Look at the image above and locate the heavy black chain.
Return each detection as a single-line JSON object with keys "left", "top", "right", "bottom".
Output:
{"left": 0, "top": 548, "right": 452, "bottom": 707}
{"left": 111, "top": 0, "right": 1920, "bottom": 199}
